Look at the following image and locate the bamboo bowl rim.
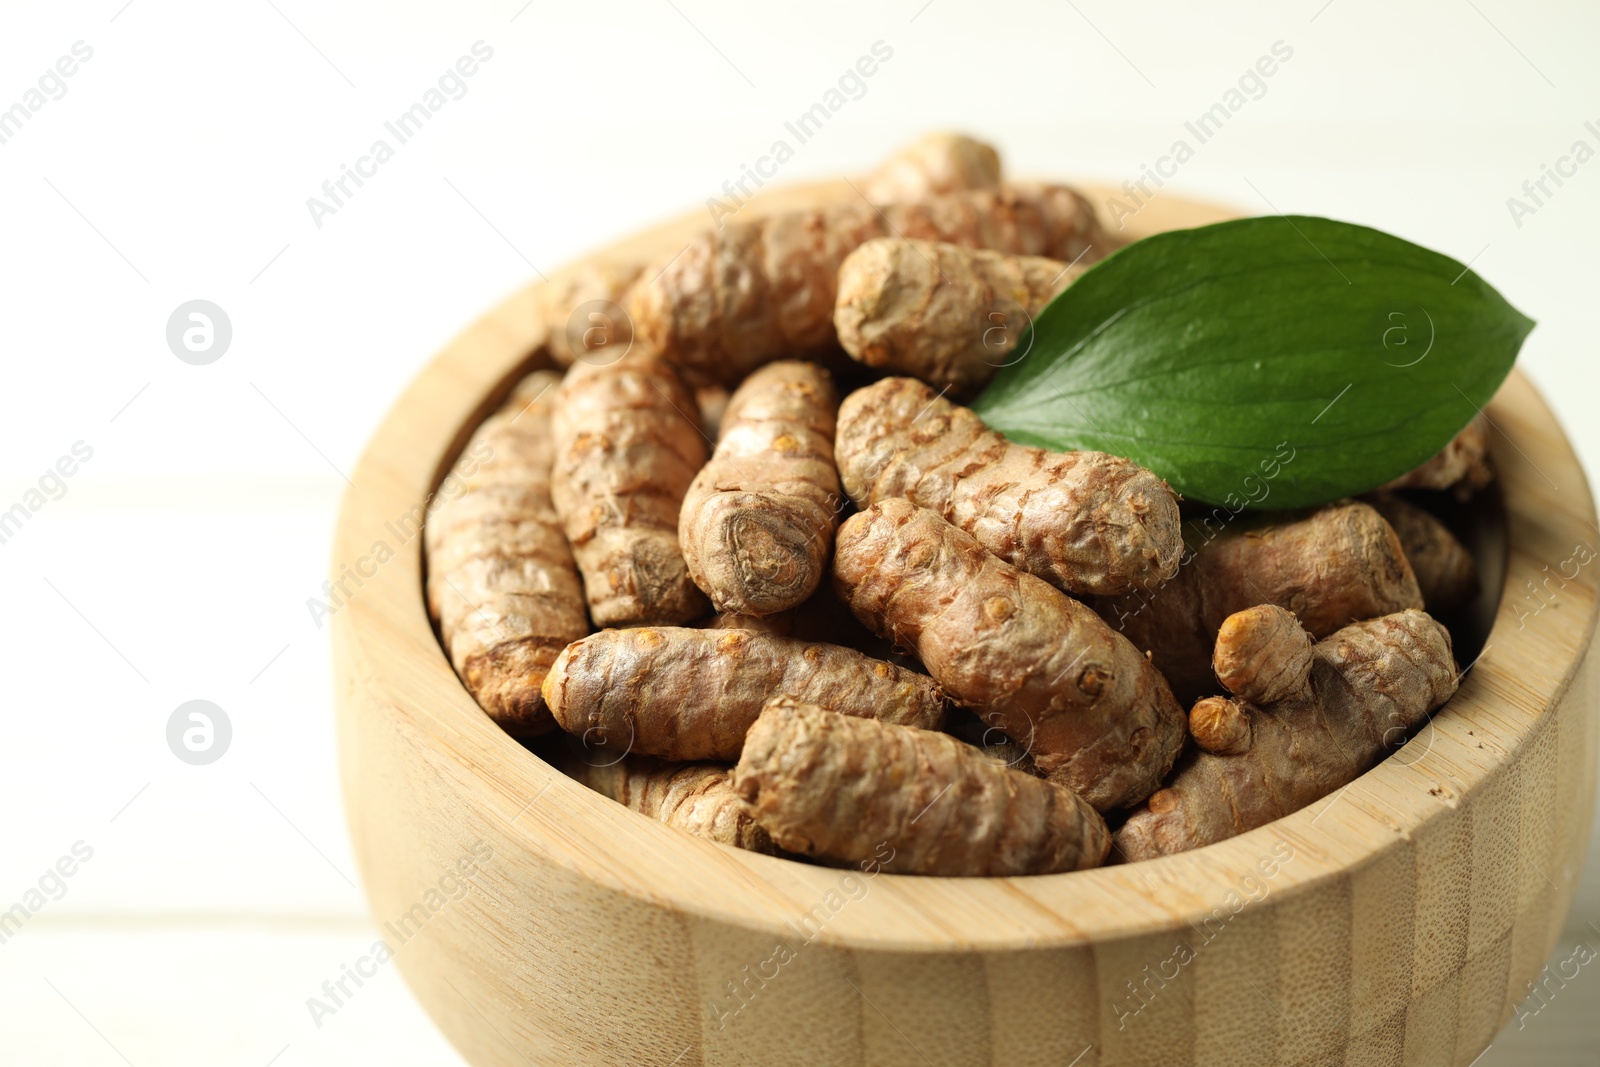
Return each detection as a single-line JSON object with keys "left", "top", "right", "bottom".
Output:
{"left": 334, "top": 180, "right": 1598, "bottom": 952}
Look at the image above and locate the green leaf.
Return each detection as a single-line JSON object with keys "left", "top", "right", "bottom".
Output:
{"left": 972, "top": 215, "right": 1534, "bottom": 509}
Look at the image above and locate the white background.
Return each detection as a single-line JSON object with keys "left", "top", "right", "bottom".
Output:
{"left": 1, "top": 1, "right": 1597, "bottom": 1064}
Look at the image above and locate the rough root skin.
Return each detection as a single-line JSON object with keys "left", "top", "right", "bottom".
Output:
{"left": 836, "top": 377, "right": 1182, "bottom": 598}
{"left": 1364, "top": 491, "right": 1480, "bottom": 613}
{"left": 1382, "top": 414, "right": 1494, "bottom": 499}
{"left": 532, "top": 260, "right": 643, "bottom": 367}
{"left": 833, "top": 499, "right": 1185, "bottom": 811}
{"left": 734, "top": 698, "right": 1110, "bottom": 876}
{"left": 1213, "top": 605, "right": 1314, "bottom": 705}
{"left": 424, "top": 370, "right": 589, "bottom": 736}
{"left": 550, "top": 356, "right": 710, "bottom": 626}
{"left": 1097, "top": 502, "right": 1424, "bottom": 705}
{"left": 541, "top": 626, "right": 946, "bottom": 761}
{"left": 679, "top": 361, "right": 843, "bottom": 615}
{"left": 628, "top": 183, "right": 1108, "bottom": 385}
{"left": 1116, "top": 609, "right": 1459, "bottom": 859}
{"left": 562, "top": 751, "right": 774, "bottom": 853}
{"left": 834, "top": 238, "right": 1081, "bottom": 397}
{"left": 861, "top": 132, "right": 1002, "bottom": 204}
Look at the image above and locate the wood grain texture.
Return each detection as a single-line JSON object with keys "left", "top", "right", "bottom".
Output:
{"left": 333, "top": 180, "right": 1599, "bottom": 1067}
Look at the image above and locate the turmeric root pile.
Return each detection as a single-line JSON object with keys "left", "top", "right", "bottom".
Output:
{"left": 422, "top": 131, "right": 1489, "bottom": 876}
{"left": 1094, "top": 501, "right": 1425, "bottom": 705}
{"left": 628, "top": 181, "right": 1107, "bottom": 386}
{"left": 1117, "top": 607, "right": 1459, "bottom": 859}
{"left": 832, "top": 498, "right": 1184, "bottom": 811}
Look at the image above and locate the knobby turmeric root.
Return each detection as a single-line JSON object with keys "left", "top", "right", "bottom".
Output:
{"left": 1382, "top": 414, "right": 1494, "bottom": 499}
{"left": 629, "top": 183, "right": 1107, "bottom": 385}
{"left": 1364, "top": 491, "right": 1480, "bottom": 613}
{"left": 1116, "top": 608, "right": 1458, "bottom": 859}
{"left": 679, "top": 361, "right": 843, "bottom": 615}
{"left": 1211, "top": 605, "right": 1314, "bottom": 706}
{"left": 550, "top": 356, "right": 710, "bottom": 626}
{"left": 834, "top": 238, "right": 1083, "bottom": 396}
{"left": 542, "top": 625, "right": 946, "bottom": 761}
{"left": 1191, "top": 605, "right": 1312, "bottom": 757}
{"left": 532, "top": 260, "right": 643, "bottom": 367}
{"left": 861, "top": 132, "right": 1002, "bottom": 203}
{"left": 833, "top": 499, "right": 1185, "bottom": 810}
{"left": 558, "top": 748, "right": 775, "bottom": 853}
{"left": 425, "top": 370, "right": 589, "bottom": 736}
{"left": 1096, "top": 502, "right": 1423, "bottom": 705}
{"left": 734, "top": 698, "right": 1110, "bottom": 876}
{"left": 836, "top": 377, "right": 1182, "bottom": 598}
{"left": 1186, "top": 696, "right": 1253, "bottom": 758}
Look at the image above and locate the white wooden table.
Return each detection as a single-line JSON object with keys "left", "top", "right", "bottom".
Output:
{"left": 1, "top": 1, "right": 1597, "bottom": 1062}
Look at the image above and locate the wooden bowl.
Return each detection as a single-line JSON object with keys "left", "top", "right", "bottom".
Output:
{"left": 333, "top": 182, "right": 1599, "bottom": 1067}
